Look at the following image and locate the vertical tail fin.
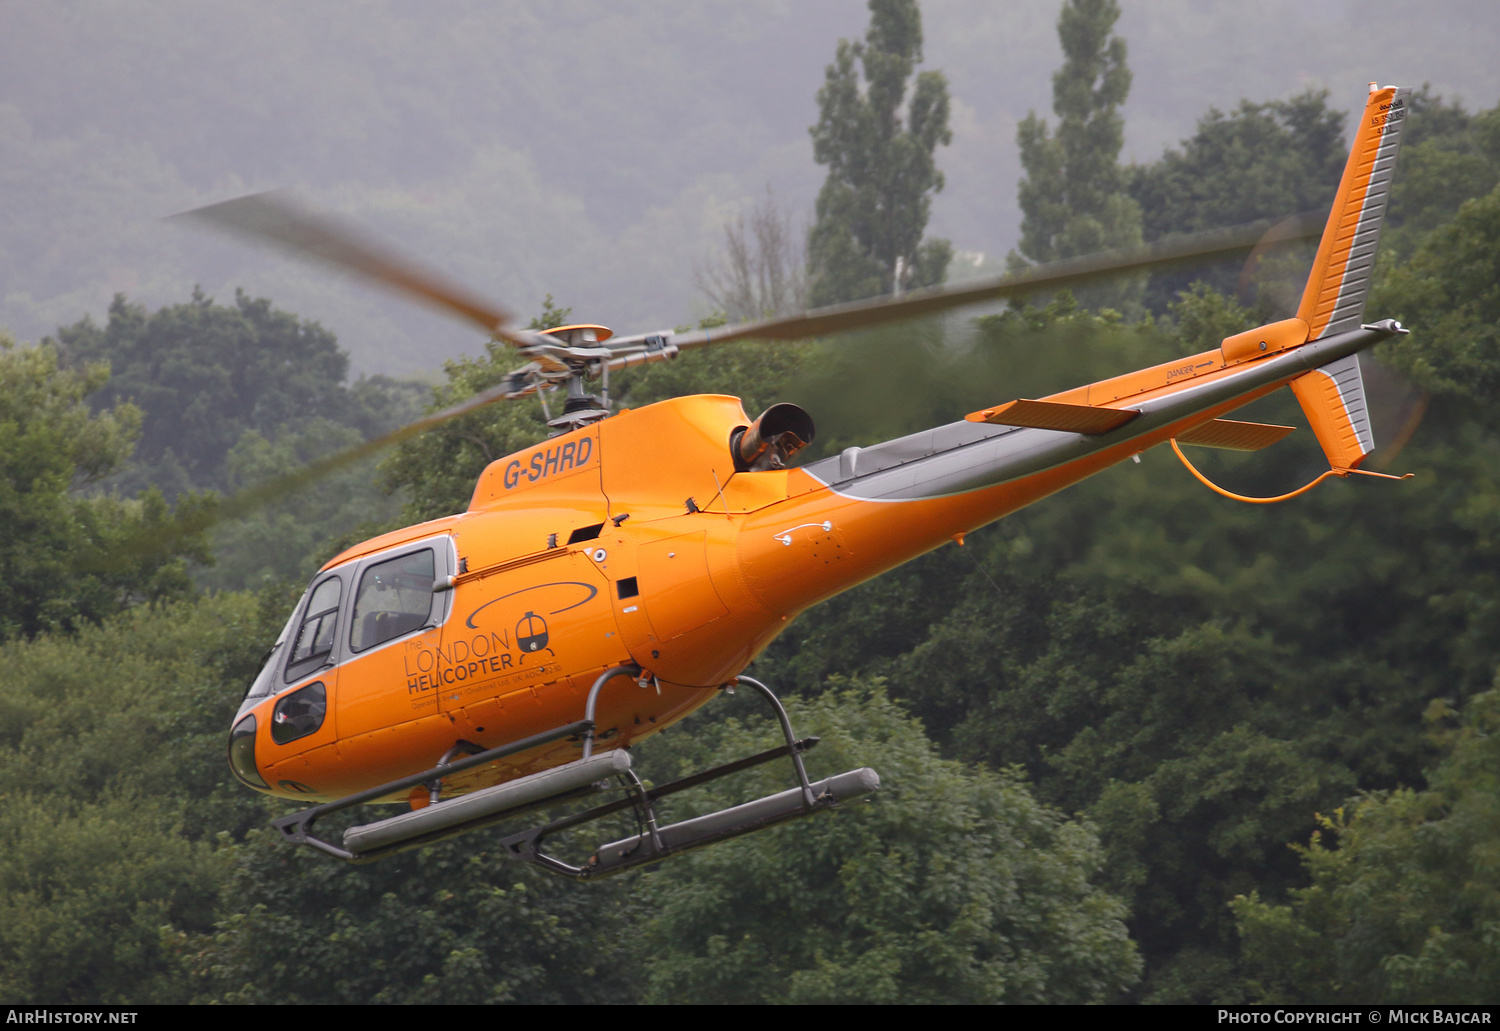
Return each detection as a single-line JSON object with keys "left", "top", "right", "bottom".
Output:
{"left": 1297, "top": 83, "right": 1412, "bottom": 339}
{"left": 1290, "top": 83, "right": 1411, "bottom": 469}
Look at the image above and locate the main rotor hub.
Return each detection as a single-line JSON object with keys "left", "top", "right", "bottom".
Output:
{"left": 540, "top": 324, "right": 613, "bottom": 346}
{"left": 534, "top": 324, "right": 617, "bottom": 434}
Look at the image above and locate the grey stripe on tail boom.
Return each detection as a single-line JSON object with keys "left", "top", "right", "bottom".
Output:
{"left": 802, "top": 324, "right": 1400, "bottom": 503}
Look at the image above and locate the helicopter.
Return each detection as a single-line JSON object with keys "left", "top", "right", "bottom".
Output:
{"left": 202, "top": 83, "right": 1412, "bottom": 879}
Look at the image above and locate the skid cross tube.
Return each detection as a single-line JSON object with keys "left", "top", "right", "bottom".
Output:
{"left": 735, "top": 674, "right": 820, "bottom": 811}
{"left": 580, "top": 663, "right": 643, "bottom": 760}
{"left": 495, "top": 735, "right": 825, "bottom": 879}
{"left": 509, "top": 737, "right": 822, "bottom": 843}
{"left": 496, "top": 674, "right": 840, "bottom": 879}
{"left": 271, "top": 719, "right": 593, "bottom": 860}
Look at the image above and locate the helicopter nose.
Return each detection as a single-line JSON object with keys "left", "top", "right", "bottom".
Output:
{"left": 228, "top": 714, "right": 269, "bottom": 791}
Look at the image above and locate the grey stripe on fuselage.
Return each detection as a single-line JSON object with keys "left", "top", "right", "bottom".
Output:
{"left": 802, "top": 325, "right": 1397, "bottom": 503}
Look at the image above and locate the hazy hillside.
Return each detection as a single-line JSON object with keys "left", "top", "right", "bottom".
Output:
{"left": 2, "top": 0, "right": 1497, "bottom": 373}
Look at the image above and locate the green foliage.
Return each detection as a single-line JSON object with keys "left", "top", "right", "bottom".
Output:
{"left": 56, "top": 290, "right": 354, "bottom": 495}
{"left": 0, "top": 796, "right": 225, "bottom": 1005}
{"left": 1015, "top": 0, "right": 1141, "bottom": 266}
{"left": 0, "top": 591, "right": 284, "bottom": 1003}
{"left": 189, "top": 839, "right": 638, "bottom": 1004}
{"left": 807, "top": 0, "right": 952, "bottom": 305}
{"left": 637, "top": 683, "right": 1140, "bottom": 1003}
{"left": 1375, "top": 181, "right": 1500, "bottom": 419}
{"left": 1233, "top": 690, "right": 1500, "bottom": 1004}
{"left": 1383, "top": 88, "right": 1500, "bottom": 260}
{"left": 52, "top": 290, "right": 426, "bottom": 591}
{"left": 1127, "top": 90, "right": 1346, "bottom": 314}
{"left": 1130, "top": 90, "right": 1347, "bottom": 242}
{"left": 0, "top": 332, "right": 209, "bottom": 641}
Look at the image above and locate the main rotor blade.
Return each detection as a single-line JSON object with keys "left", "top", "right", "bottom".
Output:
{"left": 126, "top": 209, "right": 1329, "bottom": 562}
{"left": 174, "top": 192, "right": 528, "bottom": 345}
{"left": 225, "top": 210, "right": 1330, "bottom": 519}
{"left": 84, "top": 371, "right": 542, "bottom": 571}
{"left": 215, "top": 376, "right": 537, "bottom": 523}
{"left": 665, "top": 211, "right": 1327, "bottom": 351}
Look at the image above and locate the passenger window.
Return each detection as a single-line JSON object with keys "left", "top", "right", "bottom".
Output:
{"left": 351, "top": 549, "right": 436, "bottom": 653}
{"left": 285, "top": 577, "right": 342, "bottom": 682}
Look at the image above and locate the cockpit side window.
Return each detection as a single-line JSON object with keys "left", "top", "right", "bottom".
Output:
{"left": 350, "top": 549, "right": 436, "bottom": 653}
{"left": 284, "top": 576, "right": 342, "bottom": 683}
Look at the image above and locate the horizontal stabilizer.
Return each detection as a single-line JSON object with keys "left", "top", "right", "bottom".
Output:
{"left": 967, "top": 398, "right": 1140, "bottom": 435}
{"left": 1176, "top": 418, "right": 1296, "bottom": 452}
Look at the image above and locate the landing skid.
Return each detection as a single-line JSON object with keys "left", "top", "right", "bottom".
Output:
{"left": 269, "top": 668, "right": 879, "bottom": 876}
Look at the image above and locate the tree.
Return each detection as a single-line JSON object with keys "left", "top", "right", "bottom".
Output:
{"left": 1233, "top": 690, "right": 1500, "bottom": 1004}
{"left": 53, "top": 289, "right": 425, "bottom": 499}
{"left": 1375, "top": 181, "right": 1500, "bottom": 419}
{"left": 52, "top": 290, "right": 426, "bottom": 591}
{"left": 1015, "top": 0, "right": 1141, "bottom": 266}
{"left": 0, "top": 331, "right": 209, "bottom": 640}
{"left": 1130, "top": 91, "right": 1346, "bottom": 244}
{"left": 1382, "top": 89, "right": 1500, "bottom": 260}
{"left": 0, "top": 591, "right": 283, "bottom": 1003}
{"left": 637, "top": 682, "right": 1141, "bottom": 1003}
{"left": 696, "top": 188, "right": 807, "bottom": 321}
{"left": 806, "top": 0, "right": 952, "bottom": 306}
{"left": 1127, "top": 91, "right": 1347, "bottom": 314}
{"left": 189, "top": 837, "right": 639, "bottom": 1004}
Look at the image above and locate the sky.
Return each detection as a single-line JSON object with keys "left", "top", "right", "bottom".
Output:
{"left": 2, "top": 0, "right": 1496, "bottom": 375}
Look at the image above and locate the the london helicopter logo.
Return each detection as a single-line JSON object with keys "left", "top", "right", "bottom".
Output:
{"left": 403, "top": 581, "right": 588, "bottom": 697}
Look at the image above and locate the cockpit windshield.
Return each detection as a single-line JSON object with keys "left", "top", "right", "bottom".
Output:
{"left": 284, "top": 576, "right": 342, "bottom": 683}
{"left": 243, "top": 608, "right": 299, "bottom": 701}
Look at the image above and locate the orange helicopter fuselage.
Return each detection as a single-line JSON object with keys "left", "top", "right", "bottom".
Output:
{"left": 232, "top": 313, "right": 1396, "bottom": 806}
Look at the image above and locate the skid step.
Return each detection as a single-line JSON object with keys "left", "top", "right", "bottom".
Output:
{"left": 344, "top": 749, "right": 632, "bottom": 854}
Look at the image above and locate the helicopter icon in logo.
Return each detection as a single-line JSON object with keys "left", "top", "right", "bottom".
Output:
{"left": 516, "top": 611, "right": 553, "bottom": 659}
